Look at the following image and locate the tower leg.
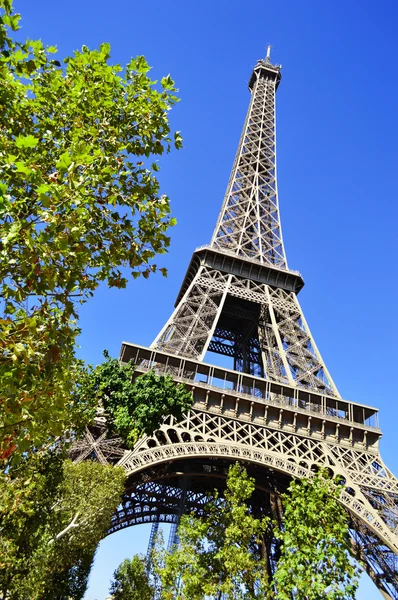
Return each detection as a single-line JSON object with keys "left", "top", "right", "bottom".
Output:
{"left": 166, "top": 475, "right": 190, "bottom": 551}
{"left": 147, "top": 520, "right": 160, "bottom": 561}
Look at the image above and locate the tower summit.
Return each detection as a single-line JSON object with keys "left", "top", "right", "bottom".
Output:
{"left": 74, "top": 54, "right": 398, "bottom": 599}
{"left": 213, "top": 49, "right": 283, "bottom": 267}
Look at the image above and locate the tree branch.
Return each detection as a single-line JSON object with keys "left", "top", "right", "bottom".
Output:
{"left": 48, "top": 511, "right": 81, "bottom": 544}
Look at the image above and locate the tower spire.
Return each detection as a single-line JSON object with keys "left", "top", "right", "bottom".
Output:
{"left": 210, "top": 54, "right": 286, "bottom": 269}
{"left": 266, "top": 44, "right": 272, "bottom": 62}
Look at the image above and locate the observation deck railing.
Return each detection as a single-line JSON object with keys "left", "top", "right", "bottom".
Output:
{"left": 120, "top": 342, "right": 379, "bottom": 432}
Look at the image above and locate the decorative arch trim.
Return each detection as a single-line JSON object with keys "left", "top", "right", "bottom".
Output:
{"left": 118, "top": 441, "right": 398, "bottom": 554}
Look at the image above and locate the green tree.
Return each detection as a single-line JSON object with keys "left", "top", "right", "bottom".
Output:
{"left": 0, "top": 456, "right": 126, "bottom": 599}
{"left": 0, "top": 451, "right": 64, "bottom": 598}
{"left": 77, "top": 354, "right": 194, "bottom": 447}
{"left": 110, "top": 555, "right": 154, "bottom": 600}
{"left": 273, "top": 472, "right": 359, "bottom": 600}
{"left": 0, "top": 357, "right": 193, "bottom": 599}
{"left": 154, "top": 463, "right": 270, "bottom": 600}
{"left": 153, "top": 467, "right": 359, "bottom": 600}
{"left": 0, "top": 0, "right": 182, "bottom": 460}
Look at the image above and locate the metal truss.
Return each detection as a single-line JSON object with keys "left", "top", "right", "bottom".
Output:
{"left": 109, "top": 479, "right": 211, "bottom": 533}
{"left": 211, "top": 57, "right": 286, "bottom": 268}
{"left": 68, "top": 416, "right": 124, "bottom": 464}
{"left": 72, "top": 403, "right": 398, "bottom": 596}
{"left": 117, "top": 408, "right": 398, "bottom": 599}
{"left": 153, "top": 265, "right": 338, "bottom": 397}
{"left": 151, "top": 56, "right": 332, "bottom": 396}
{"left": 146, "top": 520, "right": 159, "bottom": 560}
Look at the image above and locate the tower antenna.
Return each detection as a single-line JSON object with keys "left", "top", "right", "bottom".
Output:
{"left": 266, "top": 44, "right": 272, "bottom": 62}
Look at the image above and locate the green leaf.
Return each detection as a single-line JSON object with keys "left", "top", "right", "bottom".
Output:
{"left": 3, "top": 221, "right": 20, "bottom": 243}
{"left": 56, "top": 152, "right": 72, "bottom": 171}
{"left": 110, "top": 555, "right": 154, "bottom": 600}
{"left": 40, "top": 195, "right": 50, "bottom": 208}
{"left": 2, "top": 13, "right": 21, "bottom": 31}
{"left": 99, "top": 42, "right": 111, "bottom": 58}
{"left": 161, "top": 74, "right": 175, "bottom": 90}
{"left": 174, "top": 130, "right": 183, "bottom": 149}
{"left": 15, "top": 135, "right": 38, "bottom": 149}
{"left": 14, "top": 161, "right": 31, "bottom": 174}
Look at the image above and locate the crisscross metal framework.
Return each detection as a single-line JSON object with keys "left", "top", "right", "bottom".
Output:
{"left": 152, "top": 258, "right": 338, "bottom": 396}
{"left": 71, "top": 52, "right": 398, "bottom": 599}
{"left": 211, "top": 59, "right": 286, "bottom": 267}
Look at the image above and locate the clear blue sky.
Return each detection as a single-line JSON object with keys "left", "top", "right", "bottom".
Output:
{"left": 16, "top": 0, "right": 398, "bottom": 597}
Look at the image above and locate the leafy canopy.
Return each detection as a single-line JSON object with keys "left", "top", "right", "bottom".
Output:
{"left": 273, "top": 472, "right": 360, "bottom": 600}
{"left": 0, "top": 0, "right": 182, "bottom": 460}
{"left": 153, "top": 463, "right": 271, "bottom": 600}
{"left": 110, "top": 555, "right": 154, "bottom": 600}
{"left": 152, "top": 467, "right": 359, "bottom": 600}
{"left": 0, "top": 454, "right": 126, "bottom": 599}
{"left": 77, "top": 353, "right": 194, "bottom": 447}
{"left": 0, "top": 353, "right": 192, "bottom": 598}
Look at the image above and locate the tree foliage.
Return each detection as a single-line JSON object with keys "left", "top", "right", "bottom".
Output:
{"left": 77, "top": 353, "right": 194, "bottom": 446}
{"left": 0, "top": 451, "right": 64, "bottom": 598}
{"left": 0, "top": 455, "right": 126, "bottom": 599}
{"left": 151, "top": 467, "right": 359, "bottom": 600}
{"left": 0, "top": 0, "right": 182, "bottom": 460}
{"left": 110, "top": 555, "right": 154, "bottom": 600}
{"left": 153, "top": 463, "right": 270, "bottom": 600}
{"left": 0, "top": 352, "right": 192, "bottom": 598}
{"left": 273, "top": 472, "right": 359, "bottom": 600}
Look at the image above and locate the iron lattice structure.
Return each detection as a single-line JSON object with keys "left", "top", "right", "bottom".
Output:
{"left": 72, "top": 51, "right": 398, "bottom": 598}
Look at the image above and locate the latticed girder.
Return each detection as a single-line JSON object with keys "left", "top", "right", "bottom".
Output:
{"left": 123, "top": 411, "right": 398, "bottom": 551}
{"left": 111, "top": 478, "right": 398, "bottom": 599}
{"left": 350, "top": 520, "right": 398, "bottom": 600}
{"left": 153, "top": 265, "right": 339, "bottom": 397}
{"left": 115, "top": 408, "right": 398, "bottom": 599}
{"left": 211, "top": 58, "right": 286, "bottom": 269}
{"left": 146, "top": 520, "right": 159, "bottom": 560}
{"left": 68, "top": 417, "right": 124, "bottom": 465}
{"left": 71, "top": 396, "right": 398, "bottom": 598}
{"left": 109, "top": 479, "right": 212, "bottom": 533}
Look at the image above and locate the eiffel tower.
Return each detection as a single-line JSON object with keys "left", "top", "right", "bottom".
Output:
{"left": 72, "top": 47, "right": 398, "bottom": 598}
